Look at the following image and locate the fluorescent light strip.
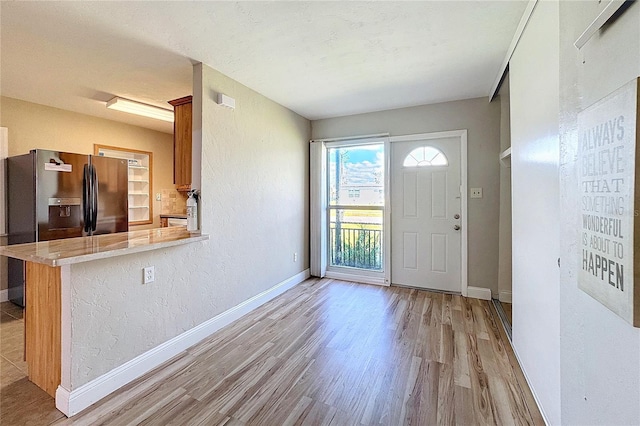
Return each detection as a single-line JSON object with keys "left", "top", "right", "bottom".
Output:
{"left": 106, "top": 97, "right": 174, "bottom": 122}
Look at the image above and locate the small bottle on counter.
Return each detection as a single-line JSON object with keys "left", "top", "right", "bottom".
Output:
{"left": 186, "top": 190, "right": 198, "bottom": 232}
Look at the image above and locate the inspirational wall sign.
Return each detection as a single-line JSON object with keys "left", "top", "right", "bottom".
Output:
{"left": 578, "top": 77, "right": 640, "bottom": 326}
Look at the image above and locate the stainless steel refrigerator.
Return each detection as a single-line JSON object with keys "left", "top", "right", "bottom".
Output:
{"left": 6, "top": 149, "right": 129, "bottom": 306}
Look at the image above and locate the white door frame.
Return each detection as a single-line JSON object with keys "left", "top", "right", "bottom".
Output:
{"left": 389, "top": 130, "right": 469, "bottom": 297}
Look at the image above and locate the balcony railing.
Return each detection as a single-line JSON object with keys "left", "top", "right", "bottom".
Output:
{"left": 330, "top": 225, "right": 383, "bottom": 270}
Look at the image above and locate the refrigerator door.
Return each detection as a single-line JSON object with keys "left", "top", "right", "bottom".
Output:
{"left": 90, "top": 155, "right": 128, "bottom": 235}
{"left": 7, "top": 153, "right": 36, "bottom": 245}
{"left": 35, "top": 150, "right": 89, "bottom": 241}
{"left": 7, "top": 153, "right": 36, "bottom": 306}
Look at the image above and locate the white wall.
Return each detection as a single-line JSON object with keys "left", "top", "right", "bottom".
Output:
{"left": 68, "top": 63, "right": 310, "bottom": 388}
{"left": 196, "top": 63, "right": 310, "bottom": 311}
{"left": 509, "top": 1, "right": 561, "bottom": 423}
{"left": 312, "top": 97, "right": 501, "bottom": 294}
{"left": 559, "top": 1, "right": 640, "bottom": 424}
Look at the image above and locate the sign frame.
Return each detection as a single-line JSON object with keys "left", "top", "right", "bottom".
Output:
{"left": 578, "top": 77, "right": 640, "bottom": 327}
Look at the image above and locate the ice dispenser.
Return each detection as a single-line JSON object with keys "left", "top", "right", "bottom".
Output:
{"left": 48, "top": 197, "right": 82, "bottom": 230}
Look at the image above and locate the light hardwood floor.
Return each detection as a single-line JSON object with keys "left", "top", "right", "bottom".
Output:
{"left": 41, "top": 278, "right": 543, "bottom": 425}
{"left": 0, "top": 301, "right": 66, "bottom": 425}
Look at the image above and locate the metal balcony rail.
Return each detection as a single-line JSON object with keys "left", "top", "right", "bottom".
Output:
{"left": 330, "top": 225, "right": 383, "bottom": 270}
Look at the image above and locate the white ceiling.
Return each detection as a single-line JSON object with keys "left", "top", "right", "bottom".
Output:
{"left": 1, "top": 1, "right": 526, "bottom": 134}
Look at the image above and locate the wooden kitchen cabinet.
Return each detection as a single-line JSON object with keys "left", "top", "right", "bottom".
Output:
{"left": 168, "top": 96, "right": 192, "bottom": 190}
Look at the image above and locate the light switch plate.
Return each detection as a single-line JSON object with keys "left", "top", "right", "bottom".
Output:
{"left": 471, "top": 188, "right": 483, "bottom": 199}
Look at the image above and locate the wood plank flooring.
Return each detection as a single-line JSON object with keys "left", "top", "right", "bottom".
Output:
{"left": 48, "top": 278, "right": 543, "bottom": 425}
{"left": 0, "top": 301, "right": 66, "bottom": 425}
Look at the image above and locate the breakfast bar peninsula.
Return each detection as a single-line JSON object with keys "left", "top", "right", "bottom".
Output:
{"left": 0, "top": 227, "right": 208, "bottom": 416}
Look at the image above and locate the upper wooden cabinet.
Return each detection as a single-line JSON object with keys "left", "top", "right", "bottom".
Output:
{"left": 168, "top": 96, "right": 192, "bottom": 190}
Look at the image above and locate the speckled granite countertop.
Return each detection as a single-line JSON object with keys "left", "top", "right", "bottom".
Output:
{"left": 0, "top": 227, "right": 208, "bottom": 266}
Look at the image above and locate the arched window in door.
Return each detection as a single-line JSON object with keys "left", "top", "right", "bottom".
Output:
{"left": 403, "top": 146, "right": 448, "bottom": 167}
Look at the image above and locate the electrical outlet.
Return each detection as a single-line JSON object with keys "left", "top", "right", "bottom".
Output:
{"left": 293, "top": 252, "right": 298, "bottom": 262}
{"left": 470, "top": 188, "right": 483, "bottom": 199}
{"left": 143, "top": 266, "right": 155, "bottom": 284}
{"left": 155, "top": 193, "right": 162, "bottom": 201}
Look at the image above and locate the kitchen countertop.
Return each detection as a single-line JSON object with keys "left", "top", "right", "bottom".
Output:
{"left": 0, "top": 227, "right": 208, "bottom": 267}
{"left": 160, "top": 213, "right": 187, "bottom": 219}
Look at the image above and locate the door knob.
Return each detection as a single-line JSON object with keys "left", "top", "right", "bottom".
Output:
{"left": 454, "top": 214, "right": 460, "bottom": 219}
{"left": 453, "top": 225, "right": 461, "bottom": 231}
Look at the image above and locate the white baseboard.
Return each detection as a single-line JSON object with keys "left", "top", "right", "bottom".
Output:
{"left": 467, "top": 286, "right": 492, "bottom": 301}
{"left": 0, "top": 289, "right": 8, "bottom": 303}
{"left": 499, "top": 290, "right": 512, "bottom": 303}
{"left": 56, "top": 268, "right": 310, "bottom": 417}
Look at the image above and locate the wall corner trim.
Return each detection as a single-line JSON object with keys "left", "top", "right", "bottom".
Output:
{"left": 499, "top": 291, "right": 513, "bottom": 303}
{"left": 56, "top": 268, "right": 311, "bottom": 417}
{"left": 467, "top": 286, "right": 492, "bottom": 301}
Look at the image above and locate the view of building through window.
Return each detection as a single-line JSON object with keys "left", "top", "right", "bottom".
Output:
{"left": 328, "top": 144, "right": 384, "bottom": 271}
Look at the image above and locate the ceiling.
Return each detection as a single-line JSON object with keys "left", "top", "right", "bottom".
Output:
{"left": 1, "top": 1, "right": 526, "bottom": 134}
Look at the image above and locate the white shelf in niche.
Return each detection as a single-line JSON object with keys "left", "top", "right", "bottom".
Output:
{"left": 96, "top": 144, "right": 153, "bottom": 225}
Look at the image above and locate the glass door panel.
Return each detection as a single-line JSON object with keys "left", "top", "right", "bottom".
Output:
{"left": 327, "top": 143, "right": 385, "bottom": 273}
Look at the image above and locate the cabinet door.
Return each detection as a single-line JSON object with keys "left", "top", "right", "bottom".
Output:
{"left": 170, "top": 96, "right": 192, "bottom": 187}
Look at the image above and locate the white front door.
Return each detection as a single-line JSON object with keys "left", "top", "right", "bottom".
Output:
{"left": 391, "top": 137, "right": 462, "bottom": 292}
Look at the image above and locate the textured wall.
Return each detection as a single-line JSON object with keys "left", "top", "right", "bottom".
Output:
{"left": 69, "top": 244, "right": 205, "bottom": 383}
{"left": 559, "top": 1, "right": 640, "bottom": 424}
{"left": 509, "top": 2, "right": 561, "bottom": 423}
{"left": 0, "top": 96, "right": 174, "bottom": 229}
{"left": 196, "top": 63, "right": 311, "bottom": 310}
{"left": 312, "top": 97, "right": 501, "bottom": 294}
{"left": 67, "top": 64, "right": 310, "bottom": 389}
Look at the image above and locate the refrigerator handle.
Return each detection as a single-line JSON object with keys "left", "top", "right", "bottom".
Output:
{"left": 83, "top": 164, "right": 91, "bottom": 233}
{"left": 91, "top": 165, "right": 98, "bottom": 232}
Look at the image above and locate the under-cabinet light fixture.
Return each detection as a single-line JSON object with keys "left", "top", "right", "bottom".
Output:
{"left": 106, "top": 97, "right": 174, "bottom": 122}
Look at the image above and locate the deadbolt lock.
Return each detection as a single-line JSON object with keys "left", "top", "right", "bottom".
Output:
{"left": 454, "top": 214, "right": 460, "bottom": 219}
